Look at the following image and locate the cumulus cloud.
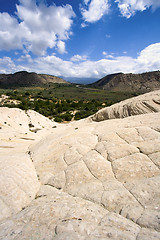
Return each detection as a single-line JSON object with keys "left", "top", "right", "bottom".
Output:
{"left": 17, "top": 54, "right": 33, "bottom": 63}
{"left": 80, "top": 0, "right": 160, "bottom": 22}
{"left": 116, "top": 0, "right": 160, "bottom": 18}
{"left": 33, "top": 55, "right": 74, "bottom": 76}
{"left": 137, "top": 43, "right": 160, "bottom": 71}
{"left": 2, "top": 43, "right": 160, "bottom": 78}
{"left": 30, "top": 43, "right": 160, "bottom": 78}
{"left": 102, "top": 51, "right": 114, "bottom": 59}
{"left": 70, "top": 54, "right": 88, "bottom": 62}
{"left": 80, "top": 0, "right": 110, "bottom": 23}
{"left": 0, "top": 13, "right": 25, "bottom": 51}
{"left": 57, "top": 41, "right": 66, "bottom": 54}
{"left": 0, "top": 57, "right": 17, "bottom": 73}
{"left": 0, "top": 0, "right": 75, "bottom": 55}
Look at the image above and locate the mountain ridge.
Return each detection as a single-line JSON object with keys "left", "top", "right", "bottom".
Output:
{"left": 89, "top": 71, "right": 160, "bottom": 92}
{"left": 0, "top": 71, "right": 68, "bottom": 87}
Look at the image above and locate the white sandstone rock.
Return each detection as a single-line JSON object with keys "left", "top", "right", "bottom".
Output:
{"left": 0, "top": 90, "right": 160, "bottom": 239}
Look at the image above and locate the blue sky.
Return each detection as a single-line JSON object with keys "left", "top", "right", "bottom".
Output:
{"left": 0, "top": 0, "right": 160, "bottom": 81}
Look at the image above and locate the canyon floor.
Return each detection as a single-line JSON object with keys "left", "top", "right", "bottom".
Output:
{"left": 0, "top": 90, "right": 160, "bottom": 240}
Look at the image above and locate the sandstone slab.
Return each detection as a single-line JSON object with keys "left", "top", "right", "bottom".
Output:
{"left": 0, "top": 93, "right": 160, "bottom": 239}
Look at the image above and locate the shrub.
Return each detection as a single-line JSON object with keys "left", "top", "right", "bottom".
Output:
{"left": 54, "top": 117, "right": 62, "bottom": 122}
{"left": 61, "top": 112, "right": 73, "bottom": 121}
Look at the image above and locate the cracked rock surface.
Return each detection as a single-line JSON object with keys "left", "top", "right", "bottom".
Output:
{"left": 0, "top": 91, "right": 160, "bottom": 239}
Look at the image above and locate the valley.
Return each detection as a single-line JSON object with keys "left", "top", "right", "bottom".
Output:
{"left": 0, "top": 83, "right": 138, "bottom": 122}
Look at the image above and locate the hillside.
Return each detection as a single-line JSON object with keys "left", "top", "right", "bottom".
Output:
{"left": 0, "top": 71, "right": 68, "bottom": 87}
{"left": 0, "top": 90, "right": 160, "bottom": 239}
{"left": 89, "top": 71, "right": 160, "bottom": 92}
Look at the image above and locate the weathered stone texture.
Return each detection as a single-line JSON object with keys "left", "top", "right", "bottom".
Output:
{"left": 0, "top": 91, "right": 160, "bottom": 239}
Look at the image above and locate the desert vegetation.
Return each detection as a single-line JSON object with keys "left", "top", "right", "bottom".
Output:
{"left": 0, "top": 83, "right": 139, "bottom": 122}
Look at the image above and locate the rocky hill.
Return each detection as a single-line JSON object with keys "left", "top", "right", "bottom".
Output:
{"left": 91, "top": 90, "right": 160, "bottom": 121}
{"left": 0, "top": 90, "right": 160, "bottom": 239}
{"left": 90, "top": 71, "right": 160, "bottom": 92}
{"left": 0, "top": 71, "right": 68, "bottom": 87}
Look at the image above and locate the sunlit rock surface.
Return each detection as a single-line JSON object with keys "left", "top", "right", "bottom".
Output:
{"left": 91, "top": 90, "right": 160, "bottom": 121}
{"left": 0, "top": 91, "right": 160, "bottom": 239}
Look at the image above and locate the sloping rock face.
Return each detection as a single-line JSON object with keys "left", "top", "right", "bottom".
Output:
{"left": 0, "top": 108, "right": 57, "bottom": 221}
{"left": 0, "top": 98, "right": 160, "bottom": 239}
{"left": 92, "top": 90, "right": 160, "bottom": 121}
{"left": 90, "top": 71, "right": 160, "bottom": 92}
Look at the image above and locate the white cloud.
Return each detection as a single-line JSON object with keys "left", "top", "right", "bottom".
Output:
{"left": 2, "top": 43, "right": 160, "bottom": 78}
{"left": 84, "top": 0, "right": 90, "bottom": 4}
{"left": 0, "top": 0, "right": 75, "bottom": 55}
{"left": 102, "top": 51, "right": 107, "bottom": 55}
{"left": 80, "top": 0, "right": 110, "bottom": 23}
{"left": 17, "top": 54, "right": 33, "bottom": 63}
{"left": 137, "top": 43, "right": 160, "bottom": 71}
{"left": 70, "top": 54, "right": 88, "bottom": 62}
{"left": 34, "top": 55, "right": 74, "bottom": 76}
{"left": 0, "top": 57, "right": 17, "bottom": 73}
{"left": 57, "top": 41, "right": 66, "bottom": 54}
{"left": 81, "top": 22, "right": 88, "bottom": 28}
{"left": 102, "top": 51, "right": 114, "bottom": 59}
{"left": 80, "top": 0, "right": 160, "bottom": 22}
{"left": 0, "top": 13, "right": 25, "bottom": 51}
{"left": 115, "top": 0, "right": 160, "bottom": 18}
{"left": 30, "top": 43, "right": 160, "bottom": 78}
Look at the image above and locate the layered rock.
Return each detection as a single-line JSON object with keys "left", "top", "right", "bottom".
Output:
{"left": 91, "top": 90, "right": 160, "bottom": 121}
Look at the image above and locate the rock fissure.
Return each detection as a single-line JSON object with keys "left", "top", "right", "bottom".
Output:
{"left": 135, "top": 128, "right": 145, "bottom": 141}
{"left": 122, "top": 185, "right": 145, "bottom": 210}
{"left": 62, "top": 154, "right": 69, "bottom": 166}
{"left": 63, "top": 170, "right": 67, "bottom": 190}
{"left": 27, "top": 150, "right": 33, "bottom": 162}
{"left": 82, "top": 159, "right": 100, "bottom": 181}
{"left": 109, "top": 160, "right": 145, "bottom": 221}
{"left": 147, "top": 155, "right": 160, "bottom": 170}
{"left": 115, "top": 131, "right": 130, "bottom": 144}
{"left": 27, "top": 148, "right": 41, "bottom": 185}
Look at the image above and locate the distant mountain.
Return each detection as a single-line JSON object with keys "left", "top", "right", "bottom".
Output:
{"left": 89, "top": 71, "right": 160, "bottom": 92}
{"left": 0, "top": 71, "right": 68, "bottom": 87}
{"left": 62, "top": 77, "right": 99, "bottom": 84}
